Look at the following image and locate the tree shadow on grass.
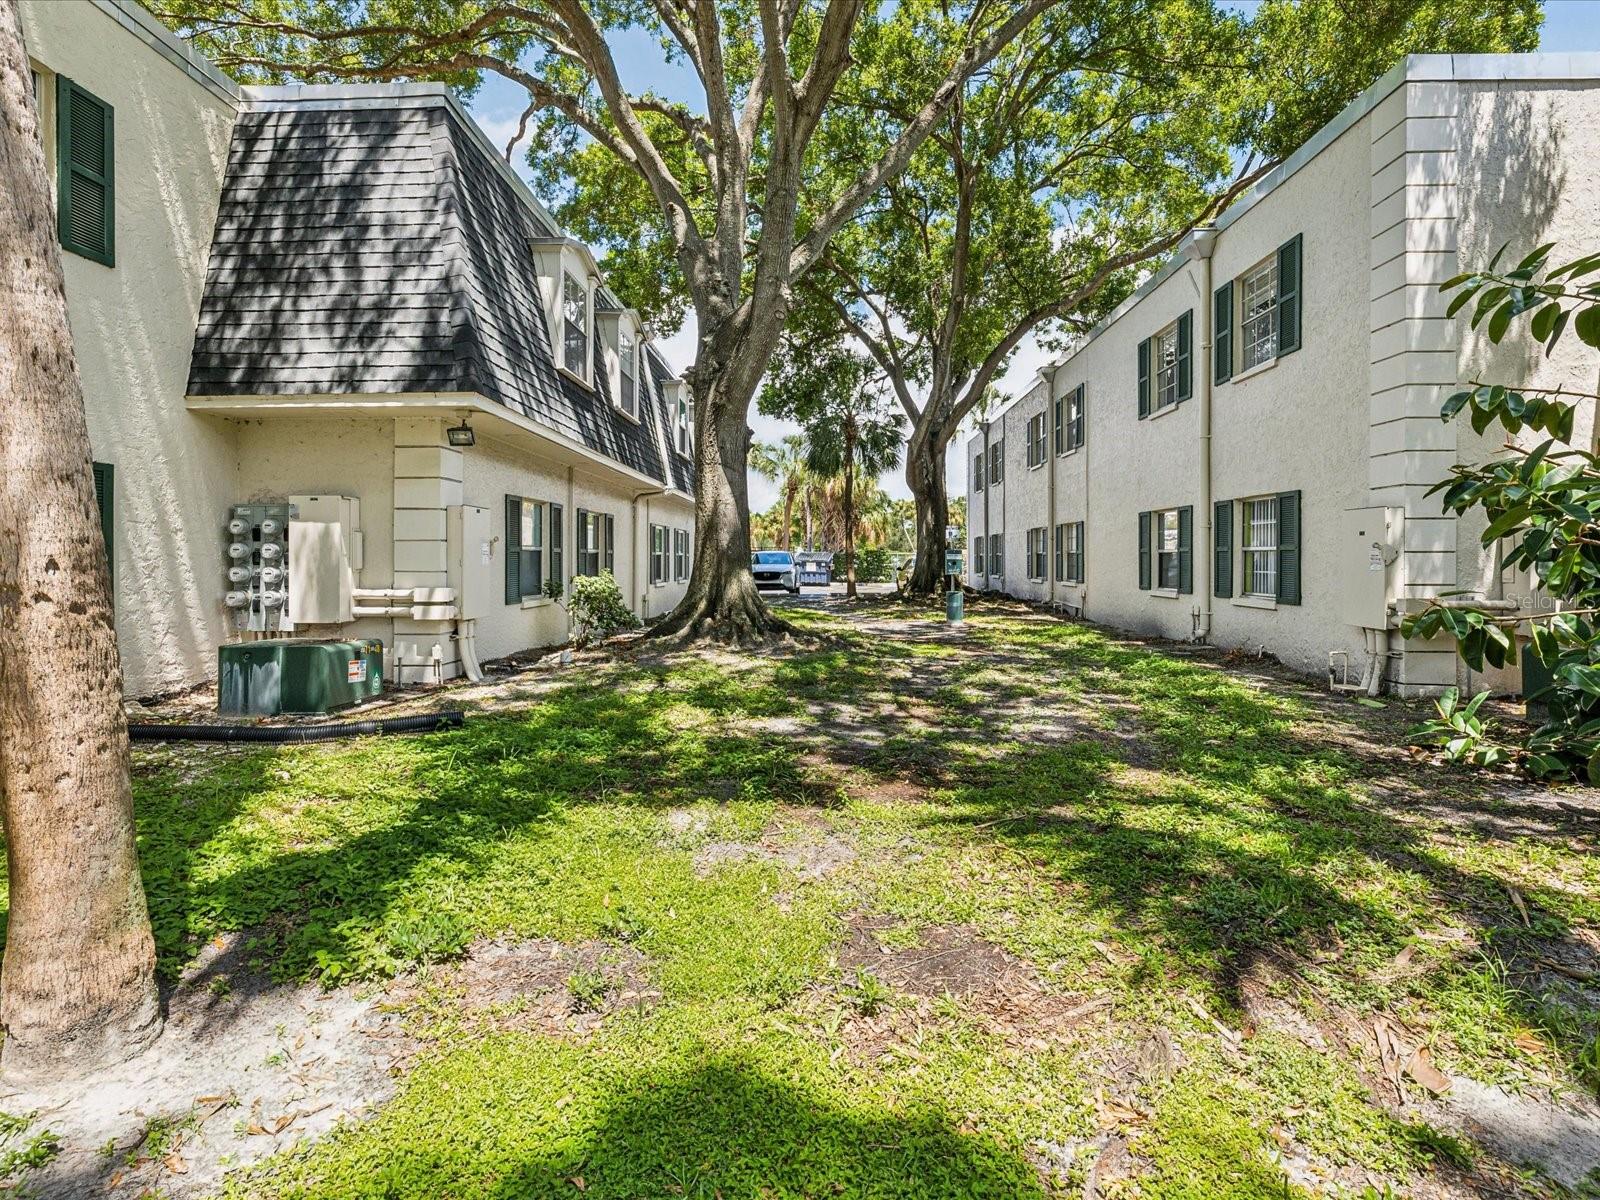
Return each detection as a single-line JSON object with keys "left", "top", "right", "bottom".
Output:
{"left": 793, "top": 602, "right": 1600, "bottom": 1087}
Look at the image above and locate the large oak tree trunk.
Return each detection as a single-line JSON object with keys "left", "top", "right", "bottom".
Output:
{"left": 653, "top": 360, "right": 790, "bottom": 644}
{"left": 0, "top": 0, "right": 160, "bottom": 1083}
{"left": 906, "top": 422, "right": 950, "bottom": 596}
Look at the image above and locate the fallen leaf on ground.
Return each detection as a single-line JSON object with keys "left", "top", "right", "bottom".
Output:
{"left": 1404, "top": 1046, "right": 1452, "bottom": 1095}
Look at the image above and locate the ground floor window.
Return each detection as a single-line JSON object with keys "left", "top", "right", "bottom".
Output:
{"left": 505, "top": 495, "right": 562, "bottom": 601}
{"left": 673, "top": 528, "right": 690, "bottom": 581}
{"left": 650, "top": 524, "right": 669, "bottom": 585}
{"left": 1242, "top": 496, "right": 1279, "bottom": 597}
{"left": 973, "top": 536, "right": 986, "bottom": 576}
{"left": 1027, "top": 527, "right": 1047, "bottom": 580}
{"left": 988, "top": 532, "right": 1003, "bottom": 577}
{"left": 1156, "top": 509, "right": 1181, "bottom": 590}
{"left": 1056, "top": 521, "right": 1083, "bottom": 584}
{"left": 577, "top": 509, "right": 603, "bottom": 576}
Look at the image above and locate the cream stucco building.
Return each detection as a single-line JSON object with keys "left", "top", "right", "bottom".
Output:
{"left": 966, "top": 54, "right": 1600, "bottom": 697}
{"left": 20, "top": 0, "right": 698, "bottom": 696}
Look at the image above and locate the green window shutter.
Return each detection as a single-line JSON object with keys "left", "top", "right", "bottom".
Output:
{"left": 1075, "top": 521, "right": 1085, "bottom": 583}
{"left": 504, "top": 495, "right": 522, "bottom": 604}
{"left": 1213, "top": 281, "right": 1233, "bottom": 384}
{"left": 575, "top": 507, "right": 590, "bottom": 574}
{"left": 1277, "top": 234, "right": 1302, "bottom": 356}
{"left": 550, "top": 502, "right": 564, "bottom": 585}
{"left": 91, "top": 461, "right": 114, "bottom": 589}
{"left": 57, "top": 77, "right": 115, "bottom": 266}
{"left": 1213, "top": 499, "right": 1232, "bottom": 599}
{"left": 1176, "top": 310, "right": 1193, "bottom": 402}
{"left": 604, "top": 514, "right": 615, "bottom": 574}
{"left": 1177, "top": 505, "right": 1193, "bottom": 594}
{"left": 1138, "top": 510, "right": 1151, "bottom": 590}
{"left": 1276, "top": 490, "right": 1302, "bottom": 605}
{"left": 1073, "top": 384, "right": 1085, "bottom": 448}
{"left": 1137, "top": 339, "right": 1151, "bottom": 419}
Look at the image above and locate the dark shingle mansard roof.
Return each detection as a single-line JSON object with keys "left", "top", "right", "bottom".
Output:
{"left": 646, "top": 347, "right": 696, "bottom": 494}
{"left": 188, "top": 98, "right": 680, "bottom": 488}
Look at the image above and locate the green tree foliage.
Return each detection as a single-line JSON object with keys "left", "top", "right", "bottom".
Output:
{"left": 790, "top": 0, "right": 1540, "bottom": 593}
{"left": 1402, "top": 244, "right": 1600, "bottom": 779}
{"left": 747, "top": 434, "right": 809, "bottom": 552}
{"left": 769, "top": 349, "right": 903, "bottom": 598}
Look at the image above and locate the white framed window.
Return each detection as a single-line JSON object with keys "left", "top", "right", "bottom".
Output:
{"left": 1156, "top": 508, "right": 1181, "bottom": 590}
{"left": 1057, "top": 521, "right": 1083, "bottom": 584}
{"left": 989, "top": 440, "right": 1004, "bottom": 485}
{"left": 618, "top": 326, "right": 638, "bottom": 419}
{"left": 973, "top": 536, "right": 985, "bottom": 576}
{"left": 1027, "top": 415, "right": 1046, "bottom": 469}
{"left": 1242, "top": 496, "right": 1280, "bottom": 597}
{"left": 562, "top": 270, "right": 590, "bottom": 380}
{"left": 1153, "top": 325, "right": 1180, "bottom": 411}
{"left": 1062, "top": 385, "right": 1084, "bottom": 452}
{"left": 988, "top": 532, "right": 1003, "bottom": 577}
{"left": 674, "top": 389, "right": 693, "bottom": 456}
{"left": 973, "top": 450, "right": 985, "bottom": 491}
{"left": 1027, "top": 527, "right": 1047, "bottom": 580}
{"left": 1239, "top": 258, "right": 1279, "bottom": 371}
{"left": 506, "top": 495, "right": 562, "bottom": 601}
{"left": 673, "top": 528, "right": 690, "bottom": 581}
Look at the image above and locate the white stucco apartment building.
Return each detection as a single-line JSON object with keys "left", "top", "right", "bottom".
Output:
{"left": 967, "top": 54, "right": 1600, "bottom": 696}
{"left": 20, "top": 0, "right": 698, "bottom": 695}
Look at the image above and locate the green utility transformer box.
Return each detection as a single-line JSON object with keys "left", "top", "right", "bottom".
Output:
{"left": 218, "top": 639, "right": 384, "bottom": 716}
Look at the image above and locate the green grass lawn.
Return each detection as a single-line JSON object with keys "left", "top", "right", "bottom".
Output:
{"left": 13, "top": 598, "right": 1600, "bottom": 1198}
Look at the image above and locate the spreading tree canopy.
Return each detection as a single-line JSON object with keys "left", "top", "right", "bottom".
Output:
{"left": 150, "top": 0, "right": 1057, "bottom": 641}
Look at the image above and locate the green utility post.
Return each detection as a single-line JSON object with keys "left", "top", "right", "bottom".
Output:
{"left": 944, "top": 540, "right": 964, "bottom": 624}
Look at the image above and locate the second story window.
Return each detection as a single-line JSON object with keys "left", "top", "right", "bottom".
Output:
{"left": 1138, "top": 312, "right": 1192, "bottom": 418}
{"left": 562, "top": 270, "right": 590, "bottom": 380}
{"left": 1154, "top": 325, "right": 1181, "bottom": 410}
{"left": 618, "top": 326, "right": 638, "bottom": 419}
{"left": 988, "top": 440, "right": 1004, "bottom": 485}
{"left": 1027, "top": 414, "right": 1046, "bottom": 468}
{"left": 1240, "top": 259, "right": 1279, "bottom": 370}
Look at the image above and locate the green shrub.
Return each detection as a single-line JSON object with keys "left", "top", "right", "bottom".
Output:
{"left": 1402, "top": 243, "right": 1600, "bottom": 778}
{"left": 851, "top": 547, "right": 896, "bottom": 583}
{"left": 568, "top": 571, "right": 641, "bottom": 648}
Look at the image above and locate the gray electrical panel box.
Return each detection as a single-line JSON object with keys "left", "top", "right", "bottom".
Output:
{"left": 1340, "top": 506, "right": 1403, "bottom": 629}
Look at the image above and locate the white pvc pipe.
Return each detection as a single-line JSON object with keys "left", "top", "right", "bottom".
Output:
{"left": 457, "top": 618, "right": 485, "bottom": 684}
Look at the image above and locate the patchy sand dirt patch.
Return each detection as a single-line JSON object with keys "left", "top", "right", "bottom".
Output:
{"left": 0, "top": 933, "right": 411, "bottom": 1200}
{"left": 693, "top": 832, "right": 857, "bottom": 881}
{"left": 436, "top": 937, "right": 658, "bottom": 1036}
{"left": 837, "top": 916, "right": 1114, "bottom": 1045}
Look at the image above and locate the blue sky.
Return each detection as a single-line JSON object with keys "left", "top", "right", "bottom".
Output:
{"left": 467, "top": 2, "right": 1600, "bottom": 512}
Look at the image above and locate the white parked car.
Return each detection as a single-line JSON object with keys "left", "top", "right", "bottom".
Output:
{"left": 751, "top": 550, "right": 800, "bottom": 594}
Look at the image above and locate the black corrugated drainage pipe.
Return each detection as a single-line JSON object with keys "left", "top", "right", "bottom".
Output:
{"left": 128, "top": 711, "right": 465, "bottom": 743}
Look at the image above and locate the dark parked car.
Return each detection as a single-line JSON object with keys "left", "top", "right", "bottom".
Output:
{"left": 751, "top": 550, "right": 800, "bottom": 594}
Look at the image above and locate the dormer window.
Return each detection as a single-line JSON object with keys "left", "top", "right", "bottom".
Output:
{"left": 676, "top": 390, "right": 693, "bottom": 456}
{"left": 530, "top": 237, "right": 602, "bottom": 389}
{"left": 619, "top": 326, "right": 638, "bottom": 420}
{"left": 562, "top": 270, "right": 590, "bottom": 381}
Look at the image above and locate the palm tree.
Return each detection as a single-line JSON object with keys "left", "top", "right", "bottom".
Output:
{"left": 747, "top": 434, "right": 808, "bottom": 551}
{"left": 805, "top": 400, "right": 904, "bottom": 599}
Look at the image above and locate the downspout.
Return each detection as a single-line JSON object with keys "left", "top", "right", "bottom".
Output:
{"left": 1046, "top": 376, "right": 1057, "bottom": 608}
{"left": 631, "top": 484, "right": 666, "bottom": 618}
{"left": 982, "top": 422, "right": 991, "bottom": 589}
{"left": 565, "top": 466, "right": 576, "bottom": 642}
{"left": 1190, "top": 225, "right": 1218, "bottom": 642}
